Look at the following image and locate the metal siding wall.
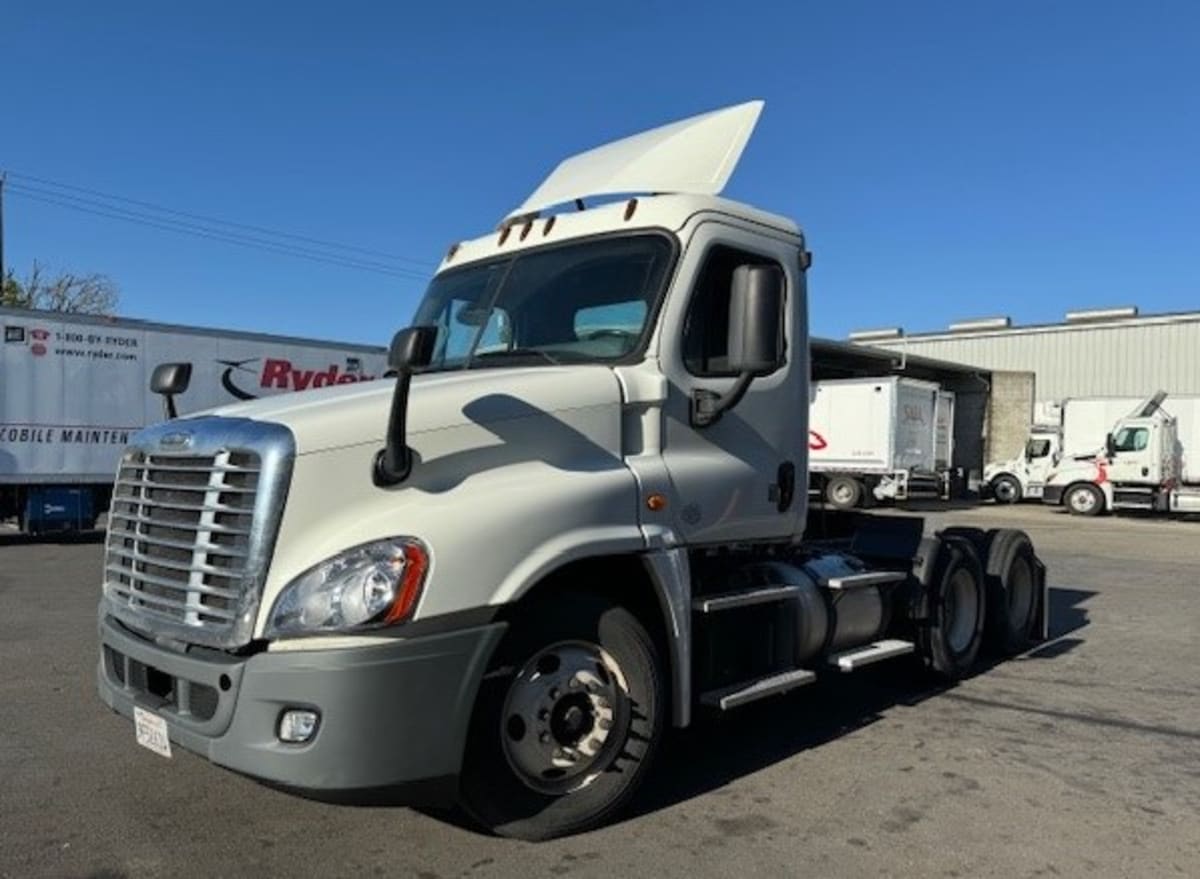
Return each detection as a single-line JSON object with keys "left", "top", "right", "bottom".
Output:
{"left": 873, "top": 319, "right": 1200, "bottom": 402}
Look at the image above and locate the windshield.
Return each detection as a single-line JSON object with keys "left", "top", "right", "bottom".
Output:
{"left": 411, "top": 234, "right": 674, "bottom": 370}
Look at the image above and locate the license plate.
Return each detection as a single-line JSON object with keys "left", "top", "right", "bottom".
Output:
{"left": 134, "top": 706, "right": 173, "bottom": 759}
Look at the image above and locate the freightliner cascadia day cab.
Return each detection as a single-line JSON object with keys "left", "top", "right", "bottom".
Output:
{"left": 1041, "top": 392, "right": 1200, "bottom": 516}
{"left": 808, "top": 376, "right": 955, "bottom": 509}
{"left": 96, "top": 103, "right": 1048, "bottom": 840}
{"left": 0, "top": 306, "right": 385, "bottom": 534}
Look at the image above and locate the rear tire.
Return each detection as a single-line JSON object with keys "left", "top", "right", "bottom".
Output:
{"left": 990, "top": 474, "right": 1022, "bottom": 505}
{"left": 1065, "top": 483, "right": 1104, "bottom": 516}
{"left": 458, "top": 594, "right": 664, "bottom": 841}
{"left": 920, "top": 536, "right": 987, "bottom": 679}
{"left": 941, "top": 528, "right": 1040, "bottom": 655}
{"left": 825, "top": 475, "right": 863, "bottom": 510}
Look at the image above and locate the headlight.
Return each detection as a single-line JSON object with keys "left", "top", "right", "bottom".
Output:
{"left": 265, "top": 538, "right": 429, "bottom": 637}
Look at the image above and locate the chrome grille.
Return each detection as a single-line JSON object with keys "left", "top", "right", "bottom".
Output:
{"left": 102, "top": 418, "right": 294, "bottom": 649}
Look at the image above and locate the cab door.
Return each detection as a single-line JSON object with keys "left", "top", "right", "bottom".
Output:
{"left": 657, "top": 222, "right": 807, "bottom": 544}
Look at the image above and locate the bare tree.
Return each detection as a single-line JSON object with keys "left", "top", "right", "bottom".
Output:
{"left": 1, "top": 261, "right": 120, "bottom": 314}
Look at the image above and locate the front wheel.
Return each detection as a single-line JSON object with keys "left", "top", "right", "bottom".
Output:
{"left": 1065, "top": 483, "right": 1104, "bottom": 516}
{"left": 458, "top": 594, "right": 664, "bottom": 841}
{"left": 990, "top": 474, "right": 1022, "bottom": 504}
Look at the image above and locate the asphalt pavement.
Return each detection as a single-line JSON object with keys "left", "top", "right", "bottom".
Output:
{"left": 1, "top": 505, "right": 1198, "bottom": 878}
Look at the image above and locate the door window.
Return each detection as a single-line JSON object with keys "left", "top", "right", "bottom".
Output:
{"left": 1112, "top": 427, "right": 1149, "bottom": 452}
{"left": 1025, "top": 438, "right": 1052, "bottom": 459}
{"left": 682, "top": 245, "right": 782, "bottom": 377}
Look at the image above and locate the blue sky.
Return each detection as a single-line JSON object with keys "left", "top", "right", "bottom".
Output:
{"left": 3, "top": 2, "right": 1197, "bottom": 346}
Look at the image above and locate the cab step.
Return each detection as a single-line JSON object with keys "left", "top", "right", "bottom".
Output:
{"left": 700, "top": 668, "right": 816, "bottom": 710}
{"left": 823, "top": 570, "right": 907, "bottom": 591}
{"left": 828, "top": 639, "right": 915, "bottom": 671}
{"left": 692, "top": 584, "right": 802, "bottom": 613}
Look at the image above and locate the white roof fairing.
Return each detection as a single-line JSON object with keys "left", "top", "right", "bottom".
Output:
{"left": 507, "top": 100, "right": 765, "bottom": 220}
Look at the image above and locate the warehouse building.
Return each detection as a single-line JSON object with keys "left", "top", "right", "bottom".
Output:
{"left": 850, "top": 307, "right": 1200, "bottom": 420}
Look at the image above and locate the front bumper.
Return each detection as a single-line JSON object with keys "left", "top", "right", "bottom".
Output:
{"left": 97, "top": 614, "right": 505, "bottom": 800}
{"left": 1042, "top": 485, "right": 1066, "bottom": 506}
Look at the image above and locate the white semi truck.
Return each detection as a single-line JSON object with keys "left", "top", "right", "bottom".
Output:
{"left": 0, "top": 306, "right": 386, "bottom": 533}
{"left": 982, "top": 396, "right": 1149, "bottom": 503}
{"left": 809, "top": 376, "right": 955, "bottom": 508}
{"left": 95, "top": 102, "right": 1047, "bottom": 840}
{"left": 1042, "top": 392, "right": 1200, "bottom": 515}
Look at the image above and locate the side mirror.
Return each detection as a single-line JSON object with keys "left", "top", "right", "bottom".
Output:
{"left": 150, "top": 362, "right": 192, "bottom": 420}
{"left": 374, "top": 326, "right": 438, "bottom": 486}
{"left": 691, "top": 264, "right": 785, "bottom": 428}
{"left": 1105, "top": 432, "right": 1116, "bottom": 459}
{"left": 727, "top": 264, "right": 784, "bottom": 376}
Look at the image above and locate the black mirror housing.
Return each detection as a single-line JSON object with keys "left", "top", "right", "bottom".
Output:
{"left": 727, "top": 264, "right": 784, "bottom": 376}
{"left": 151, "top": 362, "right": 192, "bottom": 396}
{"left": 1105, "top": 432, "right": 1116, "bottom": 458}
{"left": 150, "top": 362, "right": 192, "bottom": 420}
{"left": 389, "top": 325, "right": 438, "bottom": 372}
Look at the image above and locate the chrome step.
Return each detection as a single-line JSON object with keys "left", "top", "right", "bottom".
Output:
{"left": 823, "top": 571, "right": 907, "bottom": 591}
{"left": 828, "top": 639, "right": 915, "bottom": 672}
{"left": 692, "top": 585, "right": 802, "bottom": 613}
{"left": 700, "top": 668, "right": 816, "bottom": 710}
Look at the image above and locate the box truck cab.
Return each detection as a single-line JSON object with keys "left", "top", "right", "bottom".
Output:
{"left": 1043, "top": 392, "right": 1200, "bottom": 515}
{"left": 96, "top": 102, "right": 1047, "bottom": 840}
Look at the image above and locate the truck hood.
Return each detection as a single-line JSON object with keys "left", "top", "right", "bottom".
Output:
{"left": 200, "top": 365, "right": 623, "bottom": 455}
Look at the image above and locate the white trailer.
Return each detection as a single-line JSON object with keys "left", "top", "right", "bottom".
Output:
{"left": 1, "top": 306, "right": 385, "bottom": 532}
{"left": 983, "top": 395, "right": 1196, "bottom": 503}
{"left": 809, "top": 376, "right": 950, "bottom": 508}
{"left": 1044, "top": 392, "right": 1200, "bottom": 515}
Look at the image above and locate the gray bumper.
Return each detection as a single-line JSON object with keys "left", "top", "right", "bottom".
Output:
{"left": 97, "top": 614, "right": 505, "bottom": 798}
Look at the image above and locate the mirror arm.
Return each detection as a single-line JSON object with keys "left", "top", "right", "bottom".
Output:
{"left": 163, "top": 395, "right": 178, "bottom": 421}
{"left": 691, "top": 371, "right": 755, "bottom": 428}
{"left": 374, "top": 368, "right": 416, "bottom": 486}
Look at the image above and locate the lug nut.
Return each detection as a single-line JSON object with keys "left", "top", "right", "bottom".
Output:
{"left": 539, "top": 732, "right": 551, "bottom": 744}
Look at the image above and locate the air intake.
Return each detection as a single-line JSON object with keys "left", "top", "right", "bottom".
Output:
{"left": 848, "top": 327, "right": 903, "bottom": 341}
{"left": 1064, "top": 306, "right": 1138, "bottom": 323}
{"left": 947, "top": 316, "right": 1012, "bottom": 332}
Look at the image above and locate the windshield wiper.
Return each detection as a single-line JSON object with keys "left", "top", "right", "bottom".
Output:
{"left": 472, "top": 348, "right": 564, "bottom": 366}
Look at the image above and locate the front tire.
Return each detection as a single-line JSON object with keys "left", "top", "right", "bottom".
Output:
{"left": 458, "top": 594, "right": 664, "bottom": 841}
{"left": 990, "top": 474, "right": 1022, "bottom": 505}
{"left": 1065, "top": 483, "right": 1104, "bottom": 516}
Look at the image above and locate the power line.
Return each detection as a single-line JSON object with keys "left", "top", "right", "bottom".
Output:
{"left": 3, "top": 169, "right": 436, "bottom": 270}
{"left": 6, "top": 184, "right": 431, "bottom": 280}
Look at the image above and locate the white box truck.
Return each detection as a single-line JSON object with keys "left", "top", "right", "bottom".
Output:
{"left": 1, "top": 306, "right": 386, "bottom": 533}
{"left": 809, "top": 376, "right": 953, "bottom": 508}
{"left": 1043, "top": 392, "right": 1200, "bottom": 515}
{"left": 94, "top": 102, "right": 1047, "bottom": 840}
{"left": 982, "top": 396, "right": 1191, "bottom": 503}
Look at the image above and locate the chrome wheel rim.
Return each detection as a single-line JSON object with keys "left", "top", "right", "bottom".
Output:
{"left": 945, "top": 568, "right": 980, "bottom": 654}
{"left": 831, "top": 482, "right": 855, "bottom": 505}
{"left": 1070, "top": 487, "right": 1097, "bottom": 513}
{"left": 995, "top": 479, "right": 1017, "bottom": 502}
{"left": 500, "top": 641, "right": 629, "bottom": 794}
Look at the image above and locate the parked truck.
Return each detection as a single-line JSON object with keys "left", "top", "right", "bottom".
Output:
{"left": 1042, "top": 392, "right": 1200, "bottom": 515}
{"left": 809, "top": 376, "right": 955, "bottom": 508}
{"left": 95, "top": 102, "right": 1047, "bottom": 840}
{"left": 0, "top": 306, "right": 386, "bottom": 534}
{"left": 982, "top": 396, "right": 1150, "bottom": 503}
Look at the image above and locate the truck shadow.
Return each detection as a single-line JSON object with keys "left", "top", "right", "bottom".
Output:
{"left": 420, "top": 586, "right": 1095, "bottom": 835}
